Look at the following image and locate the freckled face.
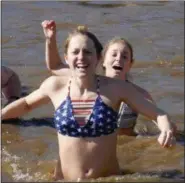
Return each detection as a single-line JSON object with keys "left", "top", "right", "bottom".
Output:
{"left": 65, "top": 34, "right": 98, "bottom": 78}
{"left": 103, "top": 42, "right": 132, "bottom": 80}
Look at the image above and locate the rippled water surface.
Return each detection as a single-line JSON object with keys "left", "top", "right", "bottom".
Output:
{"left": 1, "top": 1, "right": 184, "bottom": 182}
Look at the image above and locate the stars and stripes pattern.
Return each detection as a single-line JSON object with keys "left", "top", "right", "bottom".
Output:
{"left": 54, "top": 95, "right": 118, "bottom": 138}
{"left": 72, "top": 99, "right": 94, "bottom": 126}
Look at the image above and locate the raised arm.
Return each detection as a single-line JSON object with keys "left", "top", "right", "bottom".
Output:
{"left": 41, "top": 20, "right": 69, "bottom": 75}
{"left": 2, "top": 85, "right": 50, "bottom": 120}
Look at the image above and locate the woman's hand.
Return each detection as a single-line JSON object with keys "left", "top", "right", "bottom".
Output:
{"left": 157, "top": 122, "right": 177, "bottom": 147}
{"left": 41, "top": 20, "right": 56, "bottom": 40}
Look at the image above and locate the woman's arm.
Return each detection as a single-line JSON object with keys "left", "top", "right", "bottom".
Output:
{"left": 120, "top": 82, "right": 171, "bottom": 125}
{"left": 41, "top": 20, "right": 69, "bottom": 75}
{"left": 130, "top": 82, "right": 177, "bottom": 133}
{"left": 118, "top": 81, "right": 176, "bottom": 147}
{"left": 130, "top": 82, "right": 154, "bottom": 103}
{"left": 2, "top": 87, "right": 50, "bottom": 120}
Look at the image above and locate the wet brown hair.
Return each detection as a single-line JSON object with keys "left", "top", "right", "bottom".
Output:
{"left": 64, "top": 25, "right": 103, "bottom": 59}
{"left": 101, "top": 37, "right": 134, "bottom": 63}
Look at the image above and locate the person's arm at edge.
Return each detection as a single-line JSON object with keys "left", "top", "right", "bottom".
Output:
{"left": 131, "top": 82, "right": 177, "bottom": 133}
{"left": 2, "top": 82, "right": 50, "bottom": 120}
{"left": 117, "top": 80, "right": 175, "bottom": 146}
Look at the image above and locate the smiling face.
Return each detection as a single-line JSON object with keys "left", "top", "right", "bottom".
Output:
{"left": 64, "top": 34, "right": 98, "bottom": 78}
{"left": 102, "top": 40, "right": 133, "bottom": 80}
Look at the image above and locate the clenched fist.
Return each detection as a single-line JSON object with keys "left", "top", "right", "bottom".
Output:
{"left": 41, "top": 20, "right": 56, "bottom": 39}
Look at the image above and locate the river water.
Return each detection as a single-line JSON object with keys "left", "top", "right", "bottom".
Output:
{"left": 1, "top": 1, "right": 184, "bottom": 182}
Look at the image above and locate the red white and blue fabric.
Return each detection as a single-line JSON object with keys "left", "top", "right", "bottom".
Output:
{"left": 54, "top": 77, "right": 118, "bottom": 138}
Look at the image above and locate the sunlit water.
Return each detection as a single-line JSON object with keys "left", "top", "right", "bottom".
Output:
{"left": 1, "top": 1, "right": 184, "bottom": 182}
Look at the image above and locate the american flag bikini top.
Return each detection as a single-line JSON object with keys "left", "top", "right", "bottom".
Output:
{"left": 54, "top": 77, "right": 118, "bottom": 138}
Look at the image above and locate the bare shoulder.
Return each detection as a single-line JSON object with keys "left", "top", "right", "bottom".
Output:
{"left": 39, "top": 75, "right": 68, "bottom": 93}
{"left": 51, "top": 67, "right": 71, "bottom": 77}
{"left": 98, "top": 74, "right": 122, "bottom": 86}
{"left": 98, "top": 74, "right": 129, "bottom": 94}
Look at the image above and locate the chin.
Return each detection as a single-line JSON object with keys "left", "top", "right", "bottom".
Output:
{"left": 112, "top": 73, "right": 121, "bottom": 79}
{"left": 77, "top": 73, "right": 88, "bottom": 78}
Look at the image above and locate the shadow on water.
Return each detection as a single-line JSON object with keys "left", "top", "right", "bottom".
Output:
{"left": 139, "top": 169, "right": 184, "bottom": 180}
{"left": 77, "top": 1, "right": 170, "bottom": 9}
{"left": 77, "top": 1, "right": 128, "bottom": 8}
{"left": 2, "top": 117, "right": 55, "bottom": 129}
{"left": 95, "top": 169, "right": 185, "bottom": 182}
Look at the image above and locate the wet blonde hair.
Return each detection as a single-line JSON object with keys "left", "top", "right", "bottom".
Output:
{"left": 64, "top": 25, "right": 103, "bottom": 59}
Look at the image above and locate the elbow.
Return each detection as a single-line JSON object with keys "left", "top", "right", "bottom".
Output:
{"left": 144, "top": 92, "right": 154, "bottom": 103}
{"left": 46, "top": 63, "right": 62, "bottom": 72}
{"left": 47, "top": 67, "right": 53, "bottom": 74}
{"left": 25, "top": 102, "right": 32, "bottom": 112}
{"left": 24, "top": 98, "right": 35, "bottom": 113}
{"left": 46, "top": 64, "right": 54, "bottom": 72}
{"left": 46, "top": 65, "right": 56, "bottom": 75}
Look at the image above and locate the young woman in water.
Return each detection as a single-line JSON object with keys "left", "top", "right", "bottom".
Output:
{"left": 42, "top": 20, "right": 155, "bottom": 136}
{"left": 2, "top": 24, "right": 176, "bottom": 181}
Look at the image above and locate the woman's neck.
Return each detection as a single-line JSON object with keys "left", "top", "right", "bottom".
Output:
{"left": 71, "top": 75, "right": 96, "bottom": 94}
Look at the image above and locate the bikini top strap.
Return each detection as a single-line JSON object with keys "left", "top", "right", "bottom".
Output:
{"left": 67, "top": 79, "right": 72, "bottom": 96}
{"left": 68, "top": 76, "right": 100, "bottom": 96}
{"left": 96, "top": 76, "right": 100, "bottom": 96}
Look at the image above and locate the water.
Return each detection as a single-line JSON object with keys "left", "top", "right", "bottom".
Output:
{"left": 1, "top": 1, "right": 184, "bottom": 182}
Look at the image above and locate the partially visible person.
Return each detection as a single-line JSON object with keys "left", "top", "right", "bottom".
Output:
{"left": 100, "top": 37, "right": 155, "bottom": 136}
{"left": 41, "top": 20, "right": 154, "bottom": 136}
{"left": 1, "top": 66, "right": 21, "bottom": 106}
{"left": 2, "top": 24, "right": 176, "bottom": 181}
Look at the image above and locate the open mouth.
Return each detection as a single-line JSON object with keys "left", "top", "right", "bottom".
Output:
{"left": 76, "top": 65, "right": 89, "bottom": 69}
{"left": 112, "top": 65, "right": 123, "bottom": 71}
